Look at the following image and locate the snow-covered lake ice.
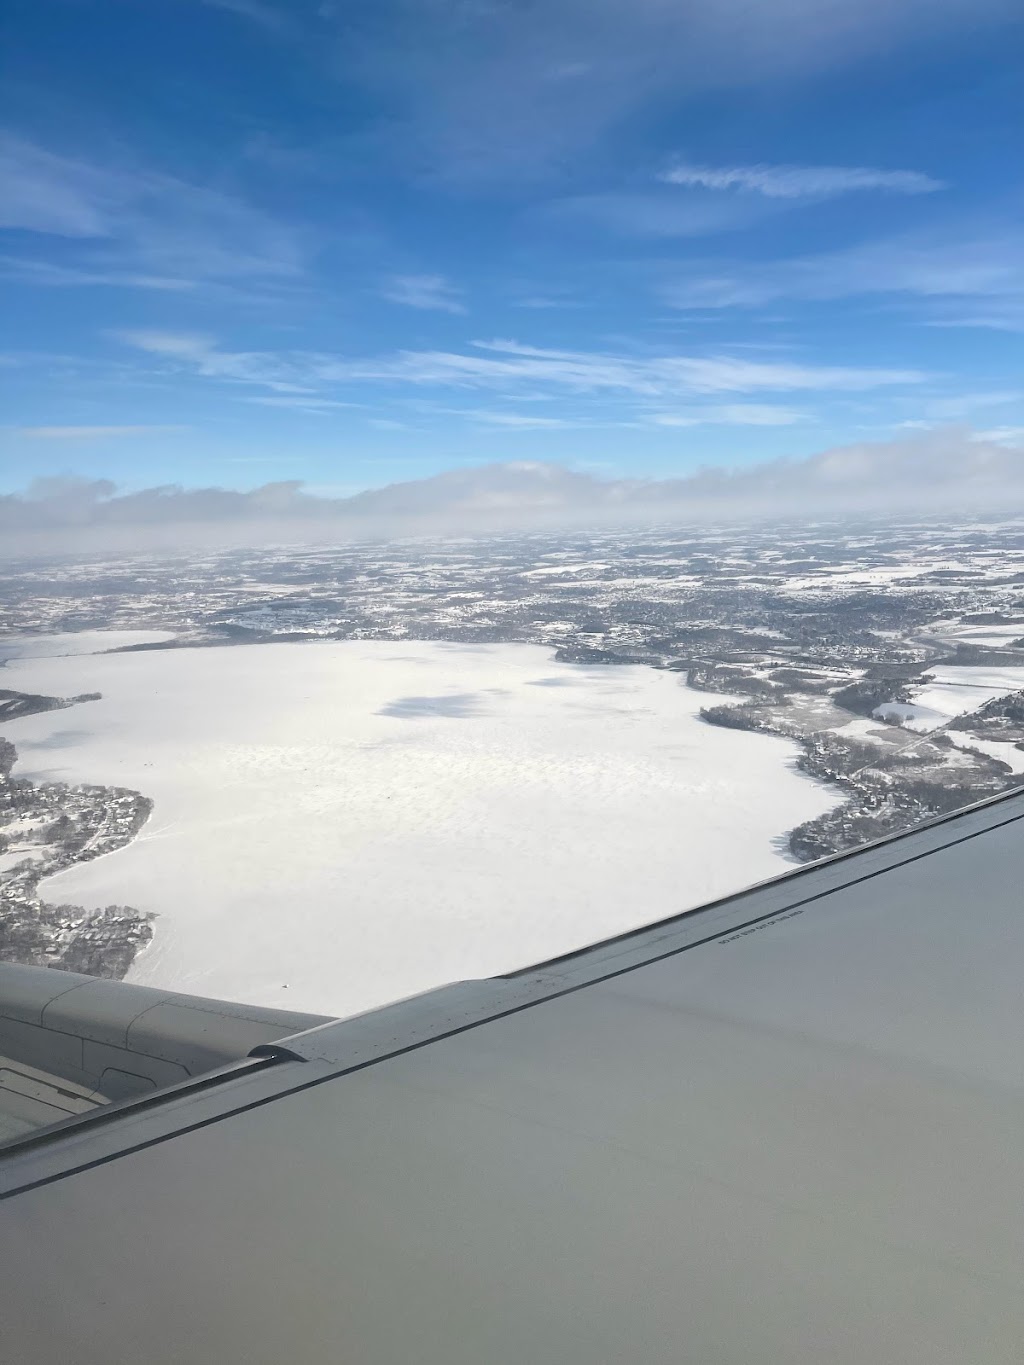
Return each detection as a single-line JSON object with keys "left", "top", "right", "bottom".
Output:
{"left": 0, "top": 630, "right": 176, "bottom": 661}
{"left": 5, "top": 638, "right": 841, "bottom": 1018}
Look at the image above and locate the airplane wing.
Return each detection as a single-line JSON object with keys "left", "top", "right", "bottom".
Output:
{"left": 2, "top": 788, "right": 1024, "bottom": 1363}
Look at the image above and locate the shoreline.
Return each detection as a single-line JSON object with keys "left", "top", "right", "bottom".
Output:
{"left": 3, "top": 638, "right": 841, "bottom": 1015}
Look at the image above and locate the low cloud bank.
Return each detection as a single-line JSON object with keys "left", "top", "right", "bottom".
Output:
{"left": 3, "top": 428, "right": 1022, "bottom": 554}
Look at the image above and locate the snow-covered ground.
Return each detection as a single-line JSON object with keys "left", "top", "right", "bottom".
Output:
{"left": 837, "top": 716, "right": 895, "bottom": 741}
{"left": 4, "top": 638, "right": 840, "bottom": 1019}
{"left": 873, "top": 665, "right": 1024, "bottom": 733}
{"left": 778, "top": 564, "right": 942, "bottom": 593}
{"left": 933, "top": 623, "right": 1024, "bottom": 648}
{"left": 947, "top": 733, "right": 1024, "bottom": 773}
{"left": 0, "top": 847, "right": 46, "bottom": 874}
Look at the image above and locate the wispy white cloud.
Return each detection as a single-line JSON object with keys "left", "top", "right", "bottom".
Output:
{"left": 975, "top": 426, "right": 1024, "bottom": 445}
{"left": 0, "top": 134, "right": 113, "bottom": 236}
{"left": 662, "top": 231, "right": 1024, "bottom": 317}
{"left": 13, "top": 424, "right": 187, "bottom": 439}
{"left": 0, "top": 134, "right": 303, "bottom": 287}
{"left": 661, "top": 161, "right": 943, "bottom": 198}
{"left": 316, "top": 341, "right": 924, "bottom": 396}
{"left": 922, "top": 390, "right": 1022, "bottom": 419}
{"left": 925, "top": 300, "right": 1024, "bottom": 333}
{"left": 461, "top": 410, "right": 576, "bottom": 429}
{"left": 649, "top": 405, "right": 810, "bottom": 427}
{"left": 456, "top": 340, "right": 925, "bottom": 395}
{"left": 0, "top": 254, "right": 196, "bottom": 291}
{"left": 113, "top": 330, "right": 317, "bottom": 392}
{"left": 244, "top": 395, "right": 361, "bottom": 412}
{"left": 114, "top": 330, "right": 214, "bottom": 358}
{"left": 114, "top": 331, "right": 928, "bottom": 415}
{"left": 335, "top": 0, "right": 1016, "bottom": 184}
{"left": 382, "top": 274, "right": 466, "bottom": 313}
{"left": 325, "top": 338, "right": 923, "bottom": 394}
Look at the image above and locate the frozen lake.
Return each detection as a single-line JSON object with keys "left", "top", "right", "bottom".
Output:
{"left": 4, "top": 638, "right": 840, "bottom": 1018}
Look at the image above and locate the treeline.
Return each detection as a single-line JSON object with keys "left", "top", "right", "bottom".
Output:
{"left": 688, "top": 663, "right": 787, "bottom": 700}
{"left": 0, "top": 688, "right": 101, "bottom": 721}
{"left": 698, "top": 704, "right": 773, "bottom": 732}
{"left": 832, "top": 677, "right": 921, "bottom": 717}
{"left": 949, "top": 687, "right": 1024, "bottom": 729}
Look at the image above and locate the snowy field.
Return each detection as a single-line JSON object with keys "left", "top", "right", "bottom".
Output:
{"left": 4, "top": 637, "right": 840, "bottom": 1018}
{"left": 947, "top": 733, "right": 1024, "bottom": 773}
{"left": 932, "top": 623, "right": 1024, "bottom": 649}
{"left": 874, "top": 665, "right": 1024, "bottom": 732}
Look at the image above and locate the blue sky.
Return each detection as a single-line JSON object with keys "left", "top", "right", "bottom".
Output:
{"left": 1, "top": 0, "right": 1022, "bottom": 496}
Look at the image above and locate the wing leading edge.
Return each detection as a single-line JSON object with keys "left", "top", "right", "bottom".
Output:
{"left": 2, "top": 789, "right": 1024, "bottom": 1363}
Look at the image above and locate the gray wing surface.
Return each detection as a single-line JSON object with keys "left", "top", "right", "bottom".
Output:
{"left": 2, "top": 790, "right": 1024, "bottom": 1364}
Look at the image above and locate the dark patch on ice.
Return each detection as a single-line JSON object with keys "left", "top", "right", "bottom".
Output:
{"left": 379, "top": 692, "right": 485, "bottom": 719}
{"left": 526, "top": 676, "right": 574, "bottom": 688}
